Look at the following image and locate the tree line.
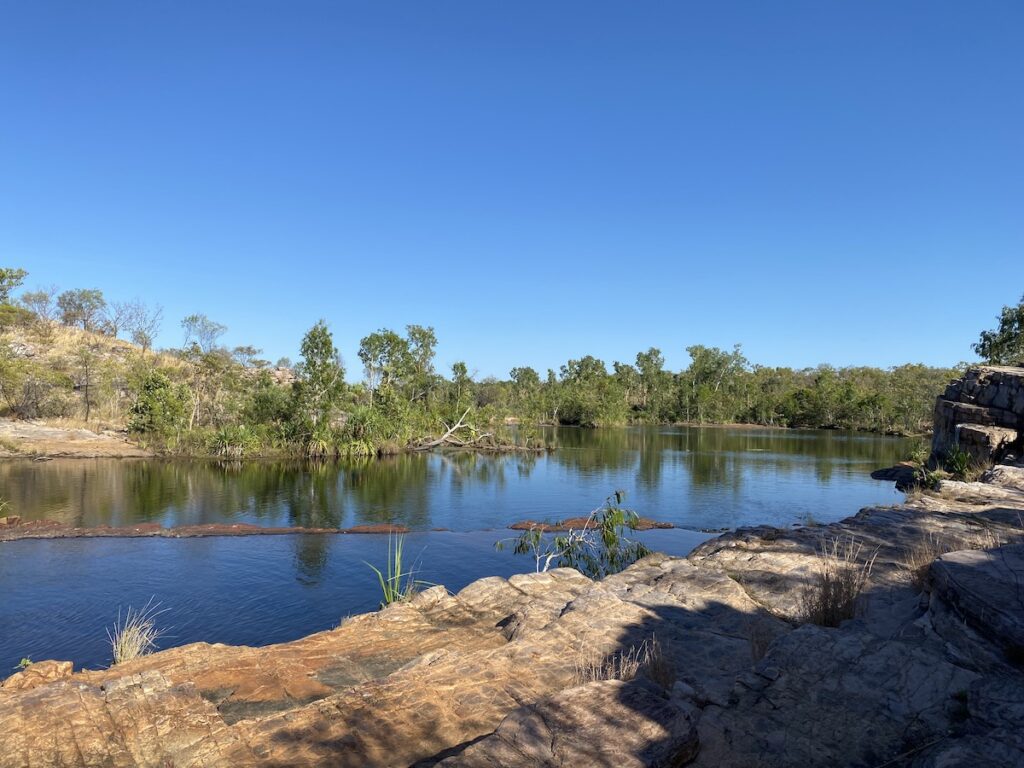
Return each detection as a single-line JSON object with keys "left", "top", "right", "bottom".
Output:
{"left": 1, "top": 266, "right": 1018, "bottom": 458}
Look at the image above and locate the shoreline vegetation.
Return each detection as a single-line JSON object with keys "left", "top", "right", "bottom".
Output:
{"left": 0, "top": 268, "right": 958, "bottom": 461}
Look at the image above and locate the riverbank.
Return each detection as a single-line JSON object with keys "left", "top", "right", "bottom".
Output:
{"left": 0, "top": 414, "right": 924, "bottom": 463}
{"left": 0, "top": 418, "right": 151, "bottom": 458}
{"left": 3, "top": 459, "right": 1023, "bottom": 766}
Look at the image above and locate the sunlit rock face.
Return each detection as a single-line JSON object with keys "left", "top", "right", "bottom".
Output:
{"left": 932, "top": 365, "right": 1024, "bottom": 463}
{"left": 3, "top": 431, "right": 1024, "bottom": 766}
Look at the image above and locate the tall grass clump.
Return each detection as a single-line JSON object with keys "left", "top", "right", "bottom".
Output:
{"left": 573, "top": 636, "right": 675, "bottom": 690}
{"left": 798, "top": 536, "right": 877, "bottom": 627}
{"left": 365, "top": 534, "right": 427, "bottom": 608}
{"left": 107, "top": 599, "right": 166, "bottom": 665}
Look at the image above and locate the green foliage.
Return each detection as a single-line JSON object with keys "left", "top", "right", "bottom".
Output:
{"left": 209, "top": 424, "right": 261, "bottom": 459}
{"left": 973, "top": 293, "right": 1024, "bottom": 366}
{"left": 0, "top": 304, "right": 35, "bottom": 331}
{"left": 499, "top": 491, "right": 652, "bottom": 579}
{"left": 364, "top": 534, "right": 429, "bottom": 608}
{"left": 942, "top": 443, "right": 976, "bottom": 481}
{"left": 294, "top": 320, "right": 345, "bottom": 435}
{"left": 16, "top": 657, "right": 32, "bottom": 670}
{"left": 128, "top": 370, "right": 190, "bottom": 437}
{"left": 0, "top": 267, "right": 28, "bottom": 303}
{"left": 0, "top": 349, "right": 74, "bottom": 419}
{"left": 57, "top": 288, "right": 106, "bottom": 331}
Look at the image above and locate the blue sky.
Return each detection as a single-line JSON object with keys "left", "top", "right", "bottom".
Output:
{"left": 2, "top": 2, "right": 1021, "bottom": 379}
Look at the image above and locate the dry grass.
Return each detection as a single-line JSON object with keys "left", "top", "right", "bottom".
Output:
{"left": 573, "top": 636, "right": 676, "bottom": 690}
{"left": 107, "top": 600, "right": 167, "bottom": 665}
{"left": 798, "top": 536, "right": 877, "bottom": 627}
{"left": 748, "top": 618, "right": 780, "bottom": 663}
{"left": 902, "top": 525, "right": 1015, "bottom": 590}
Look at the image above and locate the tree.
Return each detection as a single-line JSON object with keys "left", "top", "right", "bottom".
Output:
{"left": 181, "top": 313, "right": 227, "bottom": 353}
{"left": 358, "top": 329, "right": 410, "bottom": 400}
{"left": 19, "top": 285, "right": 59, "bottom": 322}
{"left": 294, "top": 320, "right": 345, "bottom": 432}
{"left": 102, "top": 300, "right": 136, "bottom": 338}
{"left": 73, "top": 342, "right": 103, "bottom": 421}
{"left": 58, "top": 289, "right": 106, "bottom": 331}
{"left": 974, "top": 294, "right": 1024, "bottom": 366}
{"left": 405, "top": 324, "right": 437, "bottom": 402}
{"left": 125, "top": 302, "right": 163, "bottom": 353}
{"left": 0, "top": 268, "right": 27, "bottom": 303}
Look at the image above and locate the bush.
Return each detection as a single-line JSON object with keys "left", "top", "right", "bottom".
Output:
{"left": 498, "top": 491, "right": 652, "bottom": 579}
{"left": 128, "top": 370, "right": 190, "bottom": 437}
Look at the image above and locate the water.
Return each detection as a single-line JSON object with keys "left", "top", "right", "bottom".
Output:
{"left": 0, "top": 529, "right": 709, "bottom": 671}
{"left": 0, "top": 426, "right": 913, "bottom": 671}
{"left": 2, "top": 426, "right": 913, "bottom": 531}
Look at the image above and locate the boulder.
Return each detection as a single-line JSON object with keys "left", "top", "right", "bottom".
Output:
{"left": 929, "top": 545, "right": 1024, "bottom": 659}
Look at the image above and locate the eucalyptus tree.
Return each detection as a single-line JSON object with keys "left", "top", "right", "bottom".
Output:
{"left": 58, "top": 289, "right": 106, "bottom": 331}
{"left": 974, "top": 294, "right": 1024, "bottom": 366}
{"left": 0, "top": 268, "right": 27, "bottom": 304}
{"left": 181, "top": 313, "right": 227, "bottom": 353}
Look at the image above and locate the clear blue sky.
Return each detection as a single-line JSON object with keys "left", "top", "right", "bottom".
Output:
{"left": 2, "top": 2, "right": 1021, "bottom": 379}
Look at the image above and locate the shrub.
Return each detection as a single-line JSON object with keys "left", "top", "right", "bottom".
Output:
{"left": 209, "top": 424, "right": 261, "bottom": 458}
{"left": 497, "top": 491, "right": 651, "bottom": 579}
{"left": 128, "top": 370, "right": 190, "bottom": 437}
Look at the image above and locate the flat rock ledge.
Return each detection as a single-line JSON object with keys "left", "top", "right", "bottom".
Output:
{"left": 4, "top": 470, "right": 1024, "bottom": 766}
{"left": 0, "top": 519, "right": 411, "bottom": 541}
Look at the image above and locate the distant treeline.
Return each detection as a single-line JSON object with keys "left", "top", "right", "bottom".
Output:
{"left": 0, "top": 267, "right": 967, "bottom": 457}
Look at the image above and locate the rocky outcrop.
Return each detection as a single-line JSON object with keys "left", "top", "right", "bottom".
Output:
{"left": 3, "top": 469, "right": 1024, "bottom": 765}
{"left": 932, "top": 366, "right": 1024, "bottom": 464}
{"left": 0, "top": 418, "right": 151, "bottom": 458}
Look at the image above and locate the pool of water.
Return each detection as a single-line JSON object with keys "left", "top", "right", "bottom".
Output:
{"left": 2, "top": 426, "right": 914, "bottom": 532}
{"left": 0, "top": 529, "right": 710, "bottom": 671}
{"left": 0, "top": 426, "right": 914, "bottom": 671}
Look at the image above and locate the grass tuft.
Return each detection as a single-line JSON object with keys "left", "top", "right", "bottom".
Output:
{"left": 365, "top": 534, "right": 428, "bottom": 608}
{"left": 798, "top": 536, "right": 877, "bottom": 627}
{"left": 107, "top": 599, "right": 167, "bottom": 665}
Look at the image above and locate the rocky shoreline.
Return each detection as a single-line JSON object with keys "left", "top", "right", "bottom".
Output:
{"left": 2, "top": 366, "right": 1023, "bottom": 767}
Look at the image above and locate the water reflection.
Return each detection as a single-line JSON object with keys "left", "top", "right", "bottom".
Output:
{"left": 0, "top": 427, "right": 914, "bottom": 533}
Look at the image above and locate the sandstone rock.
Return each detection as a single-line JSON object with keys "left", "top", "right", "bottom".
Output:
{"left": 691, "top": 625, "right": 980, "bottom": 768}
{"left": 932, "top": 366, "right": 1024, "bottom": 462}
{"left": 0, "top": 660, "right": 73, "bottom": 691}
{"left": 437, "top": 679, "right": 698, "bottom": 767}
{"left": 4, "top": 389, "right": 1024, "bottom": 767}
{"left": 929, "top": 545, "right": 1024, "bottom": 659}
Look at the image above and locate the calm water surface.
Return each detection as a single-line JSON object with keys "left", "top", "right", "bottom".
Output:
{"left": 0, "top": 426, "right": 913, "bottom": 670}
{"left": 3, "top": 426, "right": 913, "bottom": 531}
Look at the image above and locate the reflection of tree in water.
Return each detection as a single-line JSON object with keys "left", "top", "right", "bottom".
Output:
{"left": 284, "top": 461, "right": 344, "bottom": 529}
{"left": 292, "top": 534, "right": 329, "bottom": 585}
{"left": 551, "top": 427, "right": 642, "bottom": 474}
{"left": 441, "top": 452, "right": 508, "bottom": 493}
{"left": 4, "top": 427, "right": 917, "bottom": 531}
{"left": 343, "top": 455, "right": 431, "bottom": 529}
{"left": 636, "top": 429, "right": 664, "bottom": 490}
